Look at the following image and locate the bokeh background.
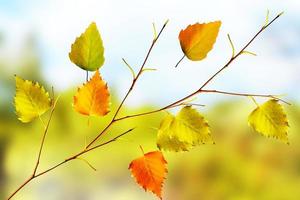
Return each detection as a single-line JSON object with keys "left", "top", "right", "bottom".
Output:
{"left": 0, "top": 0, "right": 299, "bottom": 199}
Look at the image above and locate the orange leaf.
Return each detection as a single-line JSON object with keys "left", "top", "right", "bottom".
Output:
{"left": 73, "top": 70, "right": 110, "bottom": 116}
{"left": 129, "top": 151, "right": 168, "bottom": 199}
{"left": 179, "top": 21, "right": 221, "bottom": 61}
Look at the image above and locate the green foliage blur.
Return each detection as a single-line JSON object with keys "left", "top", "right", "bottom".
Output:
{"left": 1, "top": 34, "right": 300, "bottom": 200}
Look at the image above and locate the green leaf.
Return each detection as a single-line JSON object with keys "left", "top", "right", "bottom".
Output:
{"left": 248, "top": 99, "right": 289, "bottom": 143}
{"left": 157, "top": 106, "right": 213, "bottom": 152}
{"left": 69, "top": 22, "right": 105, "bottom": 71}
{"left": 14, "top": 76, "right": 52, "bottom": 123}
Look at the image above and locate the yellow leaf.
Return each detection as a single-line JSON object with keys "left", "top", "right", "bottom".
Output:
{"left": 248, "top": 99, "right": 289, "bottom": 143}
{"left": 179, "top": 21, "right": 221, "bottom": 61}
{"left": 69, "top": 22, "right": 105, "bottom": 71}
{"left": 14, "top": 76, "right": 52, "bottom": 123}
{"left": 73, "top": 70, "right": 110, "bottom": 116}
{"left": 157, "top": 106, "right": 213, "bottom": 152}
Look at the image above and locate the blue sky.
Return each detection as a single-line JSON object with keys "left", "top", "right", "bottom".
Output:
{"left": 0, "top": 0, "right": 299, "bottom": 107}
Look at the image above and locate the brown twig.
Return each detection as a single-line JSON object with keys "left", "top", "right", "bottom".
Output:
{"left": 85, "top": 20, "right": 169, "bottom": 149}
{"left": 7, "top": 97, "right": 59, "bottom": 200}
{"left": 115, "top": 12, "right": 285, "bottom": 121}
{"left": 200, "top": 89, "right": 290, "bottom": 105}
{"left": 33, "top": 97, "right": 60, "bottom": 175}
{"left": 7, "top": 128, "right": 135, "bottom": 200}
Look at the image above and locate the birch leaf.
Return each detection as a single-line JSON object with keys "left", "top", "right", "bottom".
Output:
{"left": 157, "top": 106, "right": 213, "bottom": 152}
{"left": 69, "top": 22, "right": 105, "bottom": 71}
{"left": 73, "top": 70, "right": 110, "bottom": 116}
{"left": 14, "top": 76, "right": 52, "bottom": 123}
{"left": 129, "top": 151, "right": 167, "bottom": 199}
{"left": 248, "top": 99, "right": 289, "bottom": 143}
{"left": 179, "top": 21, "right": 221, "bottom": 61}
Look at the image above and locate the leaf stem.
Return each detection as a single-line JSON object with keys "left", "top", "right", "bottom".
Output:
{"left": 174, "top": 55, "right": 185, "bottom": 68}
{"left": 86, "top": 71, "right": 89, "bottom": 82}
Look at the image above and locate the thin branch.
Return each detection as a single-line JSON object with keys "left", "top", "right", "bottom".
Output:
{"left": 142, "top": 68, "right": 157, "bottom": 72}
{"left": 227, "top": 34, "right": 235, "bottom": 58}
{"left": 200, "top": 89, "right": 290, "bottom": 105}
{"left": 198, "top": 12, "right": 282, "bottom": 92}
{"left": 264, "top": 10, "right": 270, "bottom": 28}
{"left": 241, "top": 50, "right": 257, "bottom": 56}
{"left": 122, "top": 58, "right": 136, "bottom": 79}
{"left": 152, "top": 22, "right": 157, "bottom": 41}
{"left": 76, "top": 157, "right": 97, "bottom": 171}
{"left": 7, "top": 128, "right": 135, "bottom": 200}
{"left": 33, "top": 97, "right": 59, "bottom": 175}
{"left": 174, "top": 55, "right": 185, "bottom": 68}
{"left": 115, "top": 13, "right": 284, "bottom": 121}
{"left": 7, "top": 98, "right": 59, "bottom": 200}
{"left": 84, "top": 20, "right": 168, "bottom": 149}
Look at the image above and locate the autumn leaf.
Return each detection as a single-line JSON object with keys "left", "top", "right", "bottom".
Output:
{"left": 129, "top": 151, "right": 167, "bottom": 199}
{"left": 14, "top": 76, "right": 52, "bottom": 123}
{"left": 69, "top": 22, "right": 105, "bottom": 71}
{"left": 157, "top": 106, "right": 213, "bottom": 152}
{"left": 248, "top": 99, "right": 289, "bottom": 143}
{"left": 73, "top": 70, "right": 110, "bottom": 116}
{"left": 179, "top": 21, "right": 221, "bottom": 61}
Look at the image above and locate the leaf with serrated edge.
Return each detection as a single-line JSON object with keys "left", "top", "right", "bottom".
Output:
{"left": 157, "top": 106, "right": 213, "bottom": 152}
{"left": 248, "top": 99, "right": 289, "bottom": 143}
{"left": 73, "top": 70, "right": 110, "bottom": 116}
{"left": 69, "top": 22, "right": 105, "bottom": 71}
{"left": 14, "top": 76, "right": 52, "bottom": 123}
{"left": 179, "top": 21, "right": 221, "bottom": 61}
{"left": 129, "top": 151, "right": 167, "bottom": 199}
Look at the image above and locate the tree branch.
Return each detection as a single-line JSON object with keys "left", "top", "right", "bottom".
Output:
{"left": 33, "top": 98, "right": 59, "bottom": 175}
{"left": 116, "top": 12, "right": 285, "bottom": 121}
{"left": 85, "top": 20, "right": 169, "bottom": 149}
{"left": 7, "top": 13, "right": 284, "bottom": 199}
{"left": 201, "top": 89, "right": 290, "bottom": 105}
{"left": 7, "top": 128, "right": 135, "bottom": 200}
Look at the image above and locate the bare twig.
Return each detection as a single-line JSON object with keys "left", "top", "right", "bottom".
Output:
{"left": 85, "top": 20, "right": 169, "bottom": 149}
{"left": 7, "top": 97, "right": 59, "bottom": 200}
{"left": 7, "top": 128, "right": 135, "bottom": 200}
{"left": 33, "top": 97, "right": 59, "bottom": 175}
{"left": 115, "top": 12, "right": 285, "bottom": 121}
{"left": 201, "top": 89, "right": 290, "bottom": 105}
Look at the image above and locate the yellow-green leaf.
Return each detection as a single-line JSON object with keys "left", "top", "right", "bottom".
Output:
{"left": 179, "top": 21, "right": 221, "bottom": 61}
{"left": 157, "top": 106, "right": 213, "bottom": 152}
{"left": 14, "top": 76, "right": 52, "bottom": 123}
{"left": 248, "top": 99, "right": 289, "bottom": 143}
{"left": 69, "top": 22, "right": 105, "bottom": 71}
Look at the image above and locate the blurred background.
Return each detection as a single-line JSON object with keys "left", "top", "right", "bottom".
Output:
{"left": 0, "top": 0, "right": 299, "bottom": 199}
